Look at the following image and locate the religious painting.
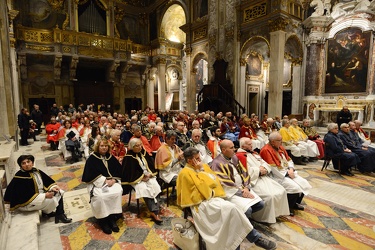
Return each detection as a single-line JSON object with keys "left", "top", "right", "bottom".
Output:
{"left": 325, "top": 28, "right": 370, "bottom": 93}
{"left": 246, "top": 52, "right": 262, "bottom": 76}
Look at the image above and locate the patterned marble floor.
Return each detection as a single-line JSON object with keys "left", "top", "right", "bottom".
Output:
{"left": 16, "top": 139, "right": 375, "bottom": 250}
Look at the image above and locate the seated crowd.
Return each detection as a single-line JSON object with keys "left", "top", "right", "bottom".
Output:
{"left": 10, "top": 103, "right": 374, "bottom": 249}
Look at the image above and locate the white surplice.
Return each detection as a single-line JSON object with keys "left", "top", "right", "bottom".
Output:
{"left": 237, "top": 149, "right": 290, "bottom": 223}
{"left": 87, "top": 175, "right": 123, "bottom": 219}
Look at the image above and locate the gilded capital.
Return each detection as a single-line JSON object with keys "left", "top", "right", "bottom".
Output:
{"left": 268, "top": 17, "right": 289, "bottom": 32}
{"left": 184, "top": 47, "right": 192, "bottom": 55}
{"left": 240, "top": 58, "right": 247, "bottom": 66}
{"left": 156, "top": 58, "right": 167, "bottom": 64}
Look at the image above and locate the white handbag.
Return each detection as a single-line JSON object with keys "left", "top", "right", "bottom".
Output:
{"left": 171, "top": 217, "right": 199, "bottom": 250}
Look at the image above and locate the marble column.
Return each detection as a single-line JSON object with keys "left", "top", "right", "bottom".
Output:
{"left": 304, "top": 44, "right": 322, "bottom": 96}
{"left": 237, "top": 59, "right": 247, "bottom": 108}
{"left": 157, "top": 59, "right": 166, "bottom": 111}
{"left": 148, "top": 74, "right": 155, "bottom": 110}
{"left": 268, "top": 25, "right": 286, "bottom": 118}
{"left": 185, "top": 49, "right": 195, "bottom": 112}
{"left": 292, "top": 64, "right": 302, "bottom": 114}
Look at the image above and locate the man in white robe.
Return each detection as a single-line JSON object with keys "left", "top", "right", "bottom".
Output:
{"left": 236, "top": 138, "right": 290, "bottom": 223}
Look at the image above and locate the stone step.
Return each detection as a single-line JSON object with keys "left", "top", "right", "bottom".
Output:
{"left": 5, "top": 211, "right": 40, "bottom": 250}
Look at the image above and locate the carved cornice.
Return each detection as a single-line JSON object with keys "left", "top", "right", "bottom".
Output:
{"left": 8, "top": 10, "right": 19, "bottom": 21}
{"left": 269, "top": 17, "right": 289, "bottom": 32}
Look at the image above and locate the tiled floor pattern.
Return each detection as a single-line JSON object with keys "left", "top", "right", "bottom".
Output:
{"left": 50, "top": 162, "right": 375, "bottom": 250}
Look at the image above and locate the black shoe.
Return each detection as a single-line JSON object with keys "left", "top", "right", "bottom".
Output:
{"left": 109, "top": 215, "right": 119, "bottom": 232}
{"left": 42, "top": 211, "right": 56, "bottom": 217}
{"left": 289, "top": 212, "right": 295, "bottom": 216}
{"left": 150, "top": 212, "right": 163, "bottom": 224}
{"left": 302, "top": 157, "right": 310, "bottom": 163}
{"left": 340, "top": 170, "right": 354, "bottom": 176}
{"left": 55, "top": 214, "right": 72, "bottom": 224}
{"left": 98, "top": 218, "right": 112, "bottom": 234}
{"left": 254, "top": 236, "right": 277, "bottom": 250}
{"left": 294, "top": 204, "right": 305, "bottom": 210}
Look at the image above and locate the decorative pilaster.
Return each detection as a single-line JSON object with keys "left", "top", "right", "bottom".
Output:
{"left": 147, "top": 67, "right": 157, "bottom": 109}
{"left": 156, "top": 58, "right": 166, "bottom": 111}
{"left": 267, "top": 17, "right": 288, "bottom": 118}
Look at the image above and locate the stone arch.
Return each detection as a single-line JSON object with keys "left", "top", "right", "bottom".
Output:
{"left": 285, "top": 35, "right": 303, "bottom": 59}
{"left": 160, "top": 3, "right": 187, "bottom": 43}
{"left": 329, "top": 18, "right": 372, "bottom": 38}
{"left": 240, "top": 36, "right": 270, "bottom": 61}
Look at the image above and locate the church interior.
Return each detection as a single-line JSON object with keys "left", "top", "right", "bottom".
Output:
{"left": 0, "top": 0, "right": 375, "bottom": 249}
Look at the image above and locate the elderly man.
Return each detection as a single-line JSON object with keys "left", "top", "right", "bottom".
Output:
{"left": 150, "top": 125, "right": 165, "bottom": 151}
{"left": 260, "top": 132, "right": 312, "bottom": 216}
{"left": 323, "top": 123, "right": 360, "bottom": 176}
{"left": 354, "top": 120, "right": 373, "bottom": 147}
{"left": 289, "top": 118, "right": 320, "bottom": 161}
{"left": 339, "top": 123, "right": 374, "bottom": 173}
{"left": 239, "top": 117, "right": 264, "bottom": 150}
{"left": 301, "top": 119, "right": 325, "bottom": 159}
{"left": 175, "top": 121, "right": 189, "bottom": 148}
{"left": 155, "top": 130, "right": 184, "bottom": 186}
{"left": 177, "top": 147, "right": 277, "bottom": 250}
{"left": 236, "top": 138, "right": 290, "bottom": 223}
{"left": 211, "top": 140, "right": 265, "bottom": 220}
{"left": 183, "top": 129, "right": 212, "bottom": 164}
{"left": 131, "top": 125, "right": 153, "bottom": 156}
{"left": 279, "top": 119, "right": 308, "bottom": 165}
{"left": 108, "top": 129, "right": 127, "bottom": 164}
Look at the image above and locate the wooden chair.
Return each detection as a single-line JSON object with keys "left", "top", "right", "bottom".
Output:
{"left": 127, "top": 188, "right": 140, "bottom": 215}
{"left": 183, "top": 207, "right": 205, "bottom": 250}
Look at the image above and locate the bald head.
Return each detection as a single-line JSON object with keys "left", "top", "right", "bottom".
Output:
{"left": 220, "top": 139, "right": 235, "bottom": 158}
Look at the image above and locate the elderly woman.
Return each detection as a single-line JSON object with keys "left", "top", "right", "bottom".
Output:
{"left": 82, "top": 138, "right": 123, "bottom": 234}
{"left": 108, "top": 129, "right": 127, "bottom": 164}
{"left": 122, "top": 138, "right": 163, "bottom": 223}
{"left": 4, "top": 155, "right": 72, "bottom": 224}
{"left": 324, "top": 123, "right": 360, "bottom": 176}
{"left": 58, "top": 120, "right": 82, "bottom": 163}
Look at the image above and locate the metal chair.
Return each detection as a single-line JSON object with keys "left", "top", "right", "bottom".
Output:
{"left": 321, "top": 143, "right": 341, "bottom": 173}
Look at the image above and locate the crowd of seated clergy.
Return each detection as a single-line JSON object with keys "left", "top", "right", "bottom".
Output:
{"left": 11, "top": 103, "right": 374, "bottom": 246}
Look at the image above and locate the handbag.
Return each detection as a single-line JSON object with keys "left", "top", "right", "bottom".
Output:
{"left": 171, "top": 217, "right": 199, "bottom": 250}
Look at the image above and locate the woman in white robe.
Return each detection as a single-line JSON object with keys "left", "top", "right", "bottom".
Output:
{"left": 82, "top": 138, "right": 123, "bottom": 234}
{"left": 58, "top": 120, "right": 81, "bottom": 162}
{"left": 122, "top": 138, "right": 163, "bottom": 224}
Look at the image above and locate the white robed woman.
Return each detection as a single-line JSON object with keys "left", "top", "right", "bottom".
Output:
{"left": 177, "top": 147, "right": 277, "bottom": 250}
{"left": 121, "top": 138, "right": 163, "bottom": 224}
{"left": 82, "top": 138, "right": 123, "bottom": 234}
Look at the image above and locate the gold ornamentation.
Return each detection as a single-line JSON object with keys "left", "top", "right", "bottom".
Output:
{"left": 225, "top": 26, "right": 234, "bottom": 39}
{"left": 25, "top": 44, "right": 54, "bottom": 51}
{"left": 47, "top": 0, "right": 64, "bottom": 10}
{"left": 193, "top": 26, "right": 207, "bottom": 41}
{"left": 268, "top": 17, "right": 289, "bottom": 32}
{"left": 156, "top": 58, "right": 167, "bottom": 64}
{"left": 240, "top": 58, "right": 247, "bottom": 66}
{"left": 243, "top": 2, "right": 267, "bottom": 23}
{"left": 184, "top": 47, "right": 192, "bottom": 55}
